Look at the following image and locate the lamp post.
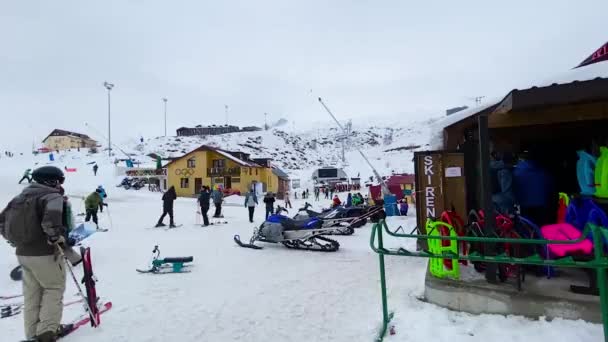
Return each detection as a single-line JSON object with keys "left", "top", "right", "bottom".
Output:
{"left": 103, "top": 81, "right": 114, "bottom": 157}
{"left": 162, "top": 98, "right": 168, "bottom": 136}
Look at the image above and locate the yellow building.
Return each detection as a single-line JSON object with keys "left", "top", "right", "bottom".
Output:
{"left": 43, "top": 129, "right": 97, "bottom": 151}
{"left": 164, "top": 145, "right": 289, "bottom": 197}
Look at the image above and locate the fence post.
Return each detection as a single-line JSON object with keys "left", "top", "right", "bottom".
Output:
{"left": 592, "top": 225, "right": 608, "bottom": 342}
{"left": 376, "top": 221, "right": 390, "bottom": 341}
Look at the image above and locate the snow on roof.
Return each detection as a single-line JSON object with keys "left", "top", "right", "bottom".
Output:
{"left": 530, "top": 59, "right": 608, "bottom": 89}
{"left": 213, "top": 148, "right": 260, "bottom": 167}
{"left": 428, "top": 60, "right": 608, "bottom": 150}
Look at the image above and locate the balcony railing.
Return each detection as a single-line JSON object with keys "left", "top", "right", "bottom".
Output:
{"left": 207, "top": 167, "right": 241, "bottom": 177}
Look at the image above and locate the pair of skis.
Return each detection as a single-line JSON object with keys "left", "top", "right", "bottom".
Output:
{"left": 2, "top": 298, "right": 84, "bottom": 319}
{"left": 56, "top": 246, "right": 111, "bottom": 338}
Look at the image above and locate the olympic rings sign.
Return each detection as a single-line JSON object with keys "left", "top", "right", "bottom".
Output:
{"left": 174, "top": 168, "right": 195, "bottom": 176}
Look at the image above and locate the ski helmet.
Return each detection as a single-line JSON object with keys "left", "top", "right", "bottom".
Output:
{"left": 32, "top": 166, "right": 65, "bottom": 186}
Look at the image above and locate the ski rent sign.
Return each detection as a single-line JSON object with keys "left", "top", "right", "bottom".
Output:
{"left": 415, "top": 152, "right": 444, "bottom": 237}
{"left": 414, "top": 151, "right": 467, "bottom": 244}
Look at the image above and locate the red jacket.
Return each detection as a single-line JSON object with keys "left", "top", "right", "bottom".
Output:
{"left": 332, "top": 197, "right": 341, "bottom": 207}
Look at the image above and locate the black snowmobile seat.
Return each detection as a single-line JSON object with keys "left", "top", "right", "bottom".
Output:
{"left": 282, "top": 218, "right": 323, "bottom": 231}
{"left": 161, "top": 257, "right": 194, "bottom": 263}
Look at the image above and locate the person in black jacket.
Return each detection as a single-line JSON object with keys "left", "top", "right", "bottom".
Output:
{"left": 156, "top": 186, "right": 177, "bottom": 227}
{"left": 263, "top": 192, "right": 276, "bottom": 219}
{"left": 198, "top": 186, "right": 211, "bottom": 226}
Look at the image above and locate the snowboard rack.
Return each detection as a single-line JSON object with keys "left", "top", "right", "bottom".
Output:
{"left": 139, "top": 245, "right": 194, "bottom": 273}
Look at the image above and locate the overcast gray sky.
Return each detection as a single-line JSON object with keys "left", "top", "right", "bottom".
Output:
{"left": 1, "top": 0, "right": 606, "bottom": 150}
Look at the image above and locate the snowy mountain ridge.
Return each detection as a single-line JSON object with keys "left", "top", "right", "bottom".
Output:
{"left": 130, "top": 118, "right": 436, "bottom": 182}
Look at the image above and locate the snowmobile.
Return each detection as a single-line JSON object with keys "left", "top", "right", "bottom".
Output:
{"left": 293, "top": 202, "right": 382, "bottom": 235}
{"left": 234, "top": 206, "right": 341, "bottom": 252}
{"left": 117, "top": 177, "right": 132, "bottom": 189}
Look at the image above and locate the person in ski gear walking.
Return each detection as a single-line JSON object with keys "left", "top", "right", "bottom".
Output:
{"left": 284, "top": 192, "right": 292, "bottom": 209}
{"left": 211, "top": 187, "right": 223, "bottom": 218}
{"left": 92, "top": 164, "right": 98, "bottom": 176}
{"left": 85, "top": 189, "right": 106, "bottom": 228}
{"left": 244, "top": 190, "right": 258, "bottom": 223}
{"left": 263, "top": 192, "right": 276, "bottom": 219}
{"left": 19, "top": 168, "right": 33, "bottom": 184}
{"left": 198, "top": 186, "right": 211, "bottom": 226}
{"left": 96, "top": 186, "right": 107, "bottom": 213}
{"left": 346, "top": 193, "right": 352, "bottom": 207}
{"left": 324, "top": 187, "right": 329, "bottom": 199}
{"left": 156, "top": 186, "right": 177, "bottom": 227}
{"left": 399, "top": 199, "right": 409, "bottom": 216}
{"left": 0, "top": 166, "right": 81, "bottom": 342}
{"left": 332, "top": 195, "right": 342, "bottom": 208}
{"left": 314, "top": 187, "right": 320, "bottom": 201}
{"left": 306, "top": 188, "right": 309, "bottom": 199}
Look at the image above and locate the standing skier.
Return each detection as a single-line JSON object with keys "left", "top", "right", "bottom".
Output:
{"left": 284, "top": 191, "right": 292, "bottom": 209}
{"left": 244, "top": 190, "right": 258, "bottom": 223}
{"left": 198, "top": 186, "right": 211, "bottom": 226}
{"left": 306, "top": 188, "right": 309, "bottom": 199}
{"left": 19, "top": 168, "right": 33, "bottom": 184}
{"left": 263, "top": 192, "right": 276, "bottom": 219}
{"left": 211, "top": 186, "right": 223, "bottom": 218}
{"left": 346, "top": 193, "right": 353, "bottom": 207}
{"left": 92, "top": 164, "right": 98, "bottom": 176}
{"left": 96, "top": 185, "right": 107, "bottom": 213}
{"left": 324, "top": 187, "right": 329, "bottom": 199}
{"left": 314, "top": 187, "right": 320, "bottom": 201}
{"left": 0, "top": 166, "right": 81, "bottom": 342}
{"left": 85, "top": 189, "right": 107, "bottom": 228}
{"left": 156, "top": 186, "right": 177, "bottom": 227}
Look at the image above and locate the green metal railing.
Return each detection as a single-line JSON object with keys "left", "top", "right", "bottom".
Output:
{"left": 369, "top": 219, "right": 608, "bottom": 342}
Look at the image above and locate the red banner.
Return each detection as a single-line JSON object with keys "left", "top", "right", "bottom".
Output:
{"left": 576, "top": 41, "right": 608, "bottom": 68}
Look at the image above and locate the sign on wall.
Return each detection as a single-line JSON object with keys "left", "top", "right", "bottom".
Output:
{"left": 414, "top": 151, "right": 466, "bottom": 242}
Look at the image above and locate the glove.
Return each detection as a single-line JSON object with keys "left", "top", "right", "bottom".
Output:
{"left": 47, "top": 235, "right": 66, "bottom": 246}
{"left": 103, "top": 203, "right": 108, "bottom": 207}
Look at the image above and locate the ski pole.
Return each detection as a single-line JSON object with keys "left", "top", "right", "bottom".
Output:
{"left": 56, "top": 245, "right": 99, "bottom": 327}
{"left": 104, "top": 205, "right": 114, "bottom": 230}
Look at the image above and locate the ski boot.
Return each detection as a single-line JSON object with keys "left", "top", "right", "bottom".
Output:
{"left": 155, "top": 222, "right": 166, "bottom": 228}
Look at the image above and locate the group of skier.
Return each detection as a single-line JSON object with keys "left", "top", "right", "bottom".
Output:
{"left": 153, "top": 185, "right": 226, "bottom": 227}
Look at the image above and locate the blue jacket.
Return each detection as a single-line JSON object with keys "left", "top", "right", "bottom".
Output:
{"left": 97, "top": 186, "right": 107, "bottom": 199}
{"left": 346, "top": 194, "right": 352, "bottom": 207}
{"left": 513, "top": 160, "right": 553, "bottom": 208}
{"left": 211, "top": 190, "right": 223, "bottom": 204}
{"left": 244, "top": 192, "right": 258, "bottom": 207}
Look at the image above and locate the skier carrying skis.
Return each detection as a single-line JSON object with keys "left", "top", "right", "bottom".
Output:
{"left": 211, "top": 186, "right": 223, "bottom": 218}
{"left": 198, "top": 186, "right": 211, "bottom": 226}
{"left": 244, "top": 189, "right": 258, "bottom": 223}
{"left": 0, "top": 166, "right": 81, "bottom": 342}
{"left": 96, "top": 185, "right": 107, "bottom": 213}
{"left": 85, "top": 189, "right": 107, "bottom": 228}
{"left": 156, "top": 186, "right": 177, "bottom": 227}
{"left": 19, "top": 168, "right": 33, "bottom": 184}
{"left": 263, "top": 192, "right": 276, "bottom": 219}
{"left": 92, "top": 164, "right": 99, "bottom": 176}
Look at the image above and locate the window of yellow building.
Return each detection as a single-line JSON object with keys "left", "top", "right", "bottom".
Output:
{"left": 212, "top": 159, "right": 225, "bottom": 168}
{"left": 232, "top": 177, "right": 240, "bottom": 183}
{"left": 255, "top": 168, "right": 258, "bottom": 175}
{"left": 187, "top": 157, "right": 196, "bottom": 168}
{"left": 180, "top": 178, "right": 189, "bottom": 188}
